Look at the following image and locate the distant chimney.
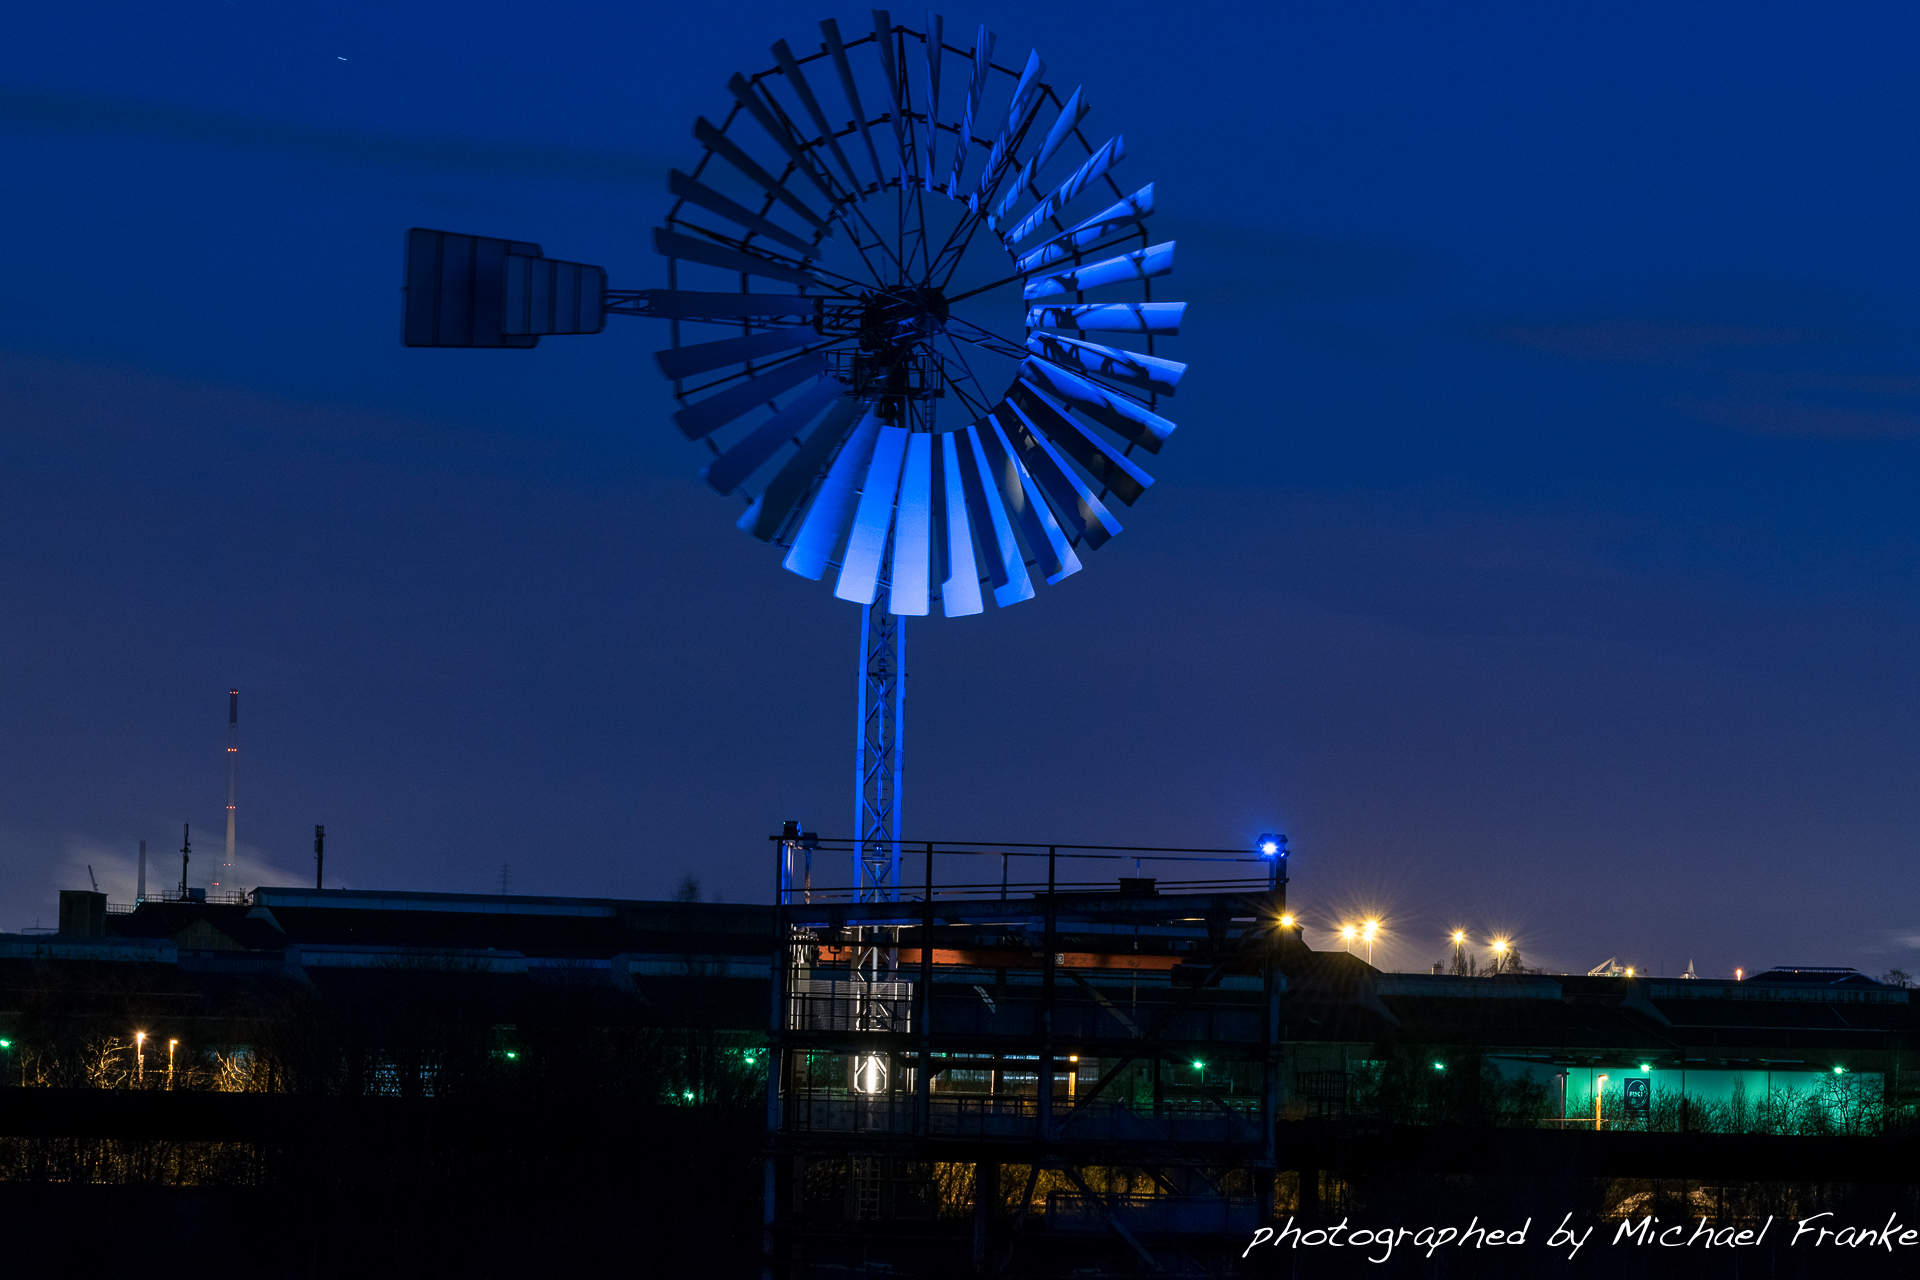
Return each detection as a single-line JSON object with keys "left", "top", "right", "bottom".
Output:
{"left": 218, "top": 688, "right": 238, "bottom": 892}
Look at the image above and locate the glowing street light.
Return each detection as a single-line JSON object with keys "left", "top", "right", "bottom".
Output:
{"left": 135, "top": 1031, "right": 145, "bottom": 1085}
{"left": 167, "top": 1039, "right": 177, "bottom": 1089}
{"left": 1361, "top": 919, "right": 1379, "bottom": 966}
{"left": 1490, "top": 938, "right": 1509, "bottom": 975}
{"left": 1595, "top": 1074, "right": 1608, "bottom": 1131}
{"left": 1339, "top": 924, "right": 1357, "bottom": 951}
{"left": 1278, "top": 914, "right": 1295, "bottom": 929}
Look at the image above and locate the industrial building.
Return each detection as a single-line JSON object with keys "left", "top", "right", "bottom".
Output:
{"left": 5, "top": 851, "right": 1917, "bottom": 1277}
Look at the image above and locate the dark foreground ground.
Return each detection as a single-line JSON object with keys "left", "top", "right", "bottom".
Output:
{"left": 1, "top": 1095, "right": 1915, "bottom": 1279}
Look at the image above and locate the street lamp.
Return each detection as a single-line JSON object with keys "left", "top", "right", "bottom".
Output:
{"left": 1595, "top": 1074, "right": 1608, "bottom": 1131}
{"left": 1339, "top": 924, "right": 1357, "bottom": 951}
{"left": 168, "top": 1039, "right": 178, "bottom": 1090}
{"left": 1490, "top": 938, "right": 1509, "bottom": 975}
{"left": 134, "top": 1032, "right": 145, "bottom": 1086}
{"left": 1361, "top": 919, "right": 1379, "bottom": 967}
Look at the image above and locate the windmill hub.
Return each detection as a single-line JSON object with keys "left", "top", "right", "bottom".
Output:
{"left": 857, "top": 285, "right": 948, "bottom": 356}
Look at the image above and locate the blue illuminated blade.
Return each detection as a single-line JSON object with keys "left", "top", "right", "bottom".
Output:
{"left": 672, "top": 353, "right": 828, "bottom": 440}
{"left": 1001, "top": 138, "right": 1126, "bottom": 247}
{"left": 959, "top": 422, "right": 1034, "bottom": 606}
{"left": 936, "top": 434, "right": 984, "bottom": 615}
{"left": 669, "top": 170, "right": 817, "bottom": 256}
{"left": 1020, "top": 358, "right": 1176, "bottom": 454}
{"left": 917, "top": 12, "right": 942, "bottom": 190}
{"left": 772, "top": 40, "right": 864, "bottom": 195}
{"left": 1009, "top": 377, "right": 1153, "bottom": 504}
{"left": 834, "top": 425, "right": 910, "bottom": 604}
{"left": 1024, "top": 242, "right": 1174, "bottom": 299}
{"left": 988, "top": 87, "right": 1089, "bottom": 226}
{"left": 1026, "top": 302, "right": 1185, "bottom": 335}
{"left": 1015, "top": 184, "right": 1154, "bottom": 272}
{"left": 821, "top": 18, "right": 887, "bottom": 190}
{"left": 644, "top": 290, "right": 823, "bottom": 320}
{"left": 749, "top": 397, "right": 867, "bottom": 542}
{"left": 728, "top": 73, "right": 842, "bottom": 205}
{"left": 887, "top": 431, "right": 933, "bottom": 615}
{"left": 694, "top": 118, "right": 831, "bottom": 233}
{"left": 979, "top": 409, "right": 1081, "bottom": 584}
{"left": 999, "top": 400, "right": 1123, "bottom": 549}
{"left": 945, "top": 26, "right": 996, "bottom": 194}
{"left": 653, "top": 228, "right": 822, "bottom": 286}
{"left": 655, "top": 326, "right": 820, "bottom": 381}
{"left": 1024, "top": 333, "right": 1185, "bottom": 398}
{"left": 783, "top": 409, "right": 881, "bottom": 572}
{"left": 973, "top": 50, "right": 1046, "bottom": 204}
{"left": 703, "top": 375, "right": 846, "bottom": 493}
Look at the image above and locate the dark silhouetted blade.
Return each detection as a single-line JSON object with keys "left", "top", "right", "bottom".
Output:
{"left": 704, "top": 375, "right": 846, "bottom": 493}
{"left": 1009, "top": 377, "right": 1153, "bottom": 505}
{"left": 916, "top": 12, "right": 942, "bottom": 190}
{"left": 644, "top": 290, "right": 824, "bottom": 320}
{"left": 772, "top": 39, "right": 864, "bottom": 194}
{"left": 979, "top": 407, "right": 1081, "bottom": 584}
{"left": 821, "top": 18, "right": 886, "bottom": 188}
{"left": 748, "top": 397, "right": 868, "bottom": 544}
{"left": 670, "top": 169, "right": 817, "bottom": 256}
{"left": 652, "top": 228, "right": 823, "bottom": 286}
{"left": 958, "top": 421, "right": 1034, "bottom": 605}
{"left": 1000, "top": 399, "right": 1121, "bottom": 548}
{"left": 870, "top": 10, "right": 911, "bottom": 184}
{"left": 1020, "top": 357, "right": 1176, "bottom": 453}
{"left": 694, "top": 117, "right": 831, "bottom": 232}
{"left": 728, "top": 73, "right": 841, "bottom": 205}
{"left": 654, "top": 326, "right": 820, "bottom": 380}
{"left": 672, "top": 353, "right": 829, "bottom": 440}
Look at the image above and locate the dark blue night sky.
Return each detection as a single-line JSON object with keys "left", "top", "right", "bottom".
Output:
{"left": 1, "top": 3, "right": 1915, "bottom": 978}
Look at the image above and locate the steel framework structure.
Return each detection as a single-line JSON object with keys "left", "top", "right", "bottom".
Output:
{"left": 768, "top": 831, "right": 1288, "bottom": 1277}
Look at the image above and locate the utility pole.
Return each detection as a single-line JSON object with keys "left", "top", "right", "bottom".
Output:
{"left": 314, "top": 825, "right": 325, "bottom": 890}
{"left": 179, "top": 824, "right": 190, "bottom": 901}
{"left": 137, "top": 840, "right": 146, "bottom": 903}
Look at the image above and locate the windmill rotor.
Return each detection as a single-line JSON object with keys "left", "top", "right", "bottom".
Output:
{"left": 654, "top": 12, "right": 1187, "bottom": 617}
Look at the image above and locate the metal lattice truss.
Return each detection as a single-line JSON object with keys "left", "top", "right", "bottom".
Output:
{"left": 649, "top": 12, "right": 1186, "bottom": 617}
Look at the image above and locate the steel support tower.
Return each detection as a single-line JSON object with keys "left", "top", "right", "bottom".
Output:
{"left": 854, "top": 595, "right": 904, "bottom": 905}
